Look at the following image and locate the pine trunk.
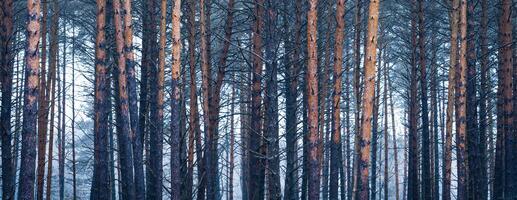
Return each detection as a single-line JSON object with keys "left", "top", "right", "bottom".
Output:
{"left": 18, "top": 0, "right": 41, "bottom": 198}
{"left": 249, "top": 0, "right": 266, "bottom": 199}
{"left": 170, "top": 0, "right": 182, "bottom": 199}
{"left": 264, "top": 1, "right": 281, "bottom": 199}
{"left": 329, "top": 0, "right": 345, "bottom": 198}
{"left": 357, "top": 1, "right": 380, "bottom": 198}
{"left": 112, "top": 0, "right": 136, "bottom": 197}
{"left": 456, "top": 0, "right": 468, "bottom": 198}
{"left": 443, "top": 1, "right": 458, "bottom": 199}
{"left": 495, "top": 0, "right": 514, "bottom": 198}
{"left": 186, "top": 0, "right": 198, "bottom": 198}
{"left": 0, "top": 0, "right": 14, "bottom": 198}
{"left": 90, "top": 0, "right": 111, "bottom": 198}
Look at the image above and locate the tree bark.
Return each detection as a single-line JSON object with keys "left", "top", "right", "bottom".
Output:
{"left": 112, "top": 0, "right": 136, "bottom": 197}
{"left": 59, "top": 19, "right": 67, "bottom": 200}
{"left": 478, "top": 0, "right": 489, "bottom": 198}
{"left": 495, "top": 0, "right": 514, "bottom": 198}
{"left": 283, "top": 0, "right": 301, "bottom": 199}
{"left": 329, "top": 0, "right": 345, "bottom": 198}
{"left": 121, "top": 0, "right": 145, "bottom": 197}
{"left": 408, "top": 1, "right": 419, "bottom": 199}
{"left": 186, "top": 0, "right": 198, "bottom": 198}
{"left": 351, "top": 0, "right": 362, "bottom": 196}
{"left": 456, "top": 0, "right": 468, "bottom": 199}
{"left": 417, "top": 0, "right": 432, "bottom": 198}
{"left": 306, "top": 0, "right": 320, "bottom": 199}
{"left": 170, "top": 0, "right": 182, "bottom": 199}
{"left": 18, "top": 0, "right": 41, "bottom": 198}
{"left": 388, "top": 71, "right": 400, "bottom": 200}
{"left": 443, "top": 1, "right": 458, "bottom": 199}
{"left": 264, "top": 1, "right": 281, "bottom": 199}
{"left": 199, "top": 0, "right": 210, "bottom": 197}
{"left": 35, "top": 0, "right": 49, "bottom": 197}
{"left": 249, "top": 0, "right": 266, "bottom": 199}
{"left": 90, "top": 0, "right": 111, "bottom": 198}
{"left": 0, "top": 0, "right": 14, "bottom": 198}
{"left": 356, "top": 1, "right": 380, "bottom": 199}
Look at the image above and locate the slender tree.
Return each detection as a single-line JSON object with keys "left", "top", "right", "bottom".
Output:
{"left": 408, "top": 1, "right": 419, "bottom": 199}
{"left": 0, "top": 0, "right": 14, "bottom": 198}
{"left": 121, "top": 0, "right": 145, "bottom": 197}
{"left": 283, "top": 0, "right": 301, "bottom": 198}
{"left": 494, "top": 0, "right": 514, "bottom": 198}
{"left": 170, "top": 0, "right": 182, "bottom": 199}
{"left": 264, "top": 0, "right": 281, "bottom": 199}
{"left": 478, "top": 0, "right": 489, "bottom": 197}
{"left": 356, "top": 0, "right": 381, "bottom": 198}
{"left": 35, "top": 0, "right": 49, "bottom": 197}
{"left": 112, "top": 0, "right": 136, "bottom": 197}
{"left": 443, "top": 1, "right": 459, "bottom": 199}
{"left": 249, "top": 0, "right": 266, "bottom": 199}
{"left": 18, "top": 0, "right": 41, "bottom": 198}
{"left": 90, "top": 0, "right": 111, "bottom": 198}
{"left": 306, "top": 0, "right": 321, "bottom": 199}
{"left": 456, "top": 0, "right": 468, "bottom": 198}
{"left": 417, "top": 0, "right": 432, "bottom": 198}
{"left": 186, "top": 0, "right": 198, "bottom": 198}
{"left": 329, "top": 0, "right": 346, "bottom": 198}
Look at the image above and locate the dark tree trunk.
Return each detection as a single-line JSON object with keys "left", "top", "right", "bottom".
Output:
{"left": 264, "top": 1, "right": 281, "bottom": 199}
{"left": 59, "top": 18, "right": 67, "bottom": 200}
{"left": 478, "top": 0, "right": 489, "bottom": 198}
{"left": 170, "top": 0, "right": 182, "bottom": 199}
{"left": 456, "top": 0, "right": 468, "bottom": 198}
{"left": 249, "top": 0, "right": 266, "bottom": 199}
{"left": 283, "top": 0, "right": 301, "bottom": 199}
{"left": 443, "top": 1, "right": 459, "bottom": 199}
{"left": 495, "top": 0, "right": 514, "bottom": 198}
{"left": 112, "top": 0, "right": 136, "bottom": 197}
{"left": 0, "top": 0, "right": 14, "bottom": 198}
{"left": 121, "top": 0, "right": 145, "bottom": 197}
{"left": 465, "top": 1, "right": 482, "bottom": 199}
{"left": 140, "top": 0, "right": 155, "bottom": 193}
{"left": 356, "top": 0, "right": 381, "bottom": 199}
{"left": 18, "top": 0, "right": 41, "bottom": 198}
{"left": 146, "top": 0, "right": 163, "bottom": 198}
{"left": 330, "top": 0, "right": 345, "bottom": 198}
{"left": 371, "top": 46, "right": 382, "bottom": 200}
{"left": 186, "top": 0, "right": 198, "bottom": 198}
{"left": 35, "top": 0, "right": 49, "bottom": 197}
{"left": 306, "top": 0, "right": 321, "bottom": 199}
{"left": 408, "top": 1, "right": 419, "bottom": 199}
{"left": 351, "top": 0, "right": 362, "bottom": 196}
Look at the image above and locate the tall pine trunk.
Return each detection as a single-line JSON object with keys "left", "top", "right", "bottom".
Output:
{"left": 443, "top": 1, "right": 459, "bottom": 199}
{"left": 283, "top": 0, "right": 301, "bottom": 199}
{"left": 329, "top": 0, "right": 345, "bottom": 198}
{"left": 478, "top": 0, "right": 489, "bottom": 198}
{"left": 0, "top": 0, "right": 14, "bottom": 198}
{"left": 306, "top": 0, "right": 321, "bottom": 199}
{"left": 170, "top": 0, "right": 182, "bottom": 199}
{"left": 408, "top": 1, "right": 419, "bottom": 199}
{"left": 18, "top": 0, "right": 41, "bottom": 198}
{"left": 90, "top": 0, "right": 111, "bottom": 198}
{"left": 35, "top": 0, "right": 49, "bottom": 197}
{"left": 356, "top": 0, "right": 381, "bottom": 198}
{"left": 121, "top": 0, "right": 145, "bottom": 197}
{"left": 249, "top": 0, "right": 265, "bottom": 199}
{"left": 494, "top": 0, "right": 514, "bottom": 198}
{"left": 186, "top": 0, "right": 198, "bottom": 198}
{"left": 456, "top": 0, "right": 468, "bottom": 198}
{"left": 112, "top": 0, "right": 136, "bottom": 197}
{"left": 264, "top": 1, "right": 281, "bottom": 199}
